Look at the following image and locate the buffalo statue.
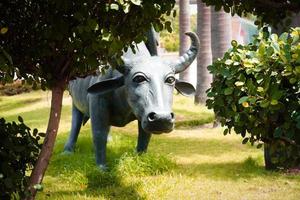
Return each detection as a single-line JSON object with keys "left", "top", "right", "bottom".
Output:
{"left": 63, "top": 32, "right": 199, "bottom": 169}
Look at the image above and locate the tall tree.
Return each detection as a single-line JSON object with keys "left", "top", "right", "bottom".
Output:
{"left": 195, "top": 1, "right": 212, "bottom": 104}
{"left": 0, "top": 1, "right": 176, "bottom": 199}
{"left": 179, "top": 0, "right": 191, "bottom": 82}
{"left": 211, "top": 8, "right": 232, "bottom": 61}
{"left": 210, "top": 8, "right": 232, "bottom": 127}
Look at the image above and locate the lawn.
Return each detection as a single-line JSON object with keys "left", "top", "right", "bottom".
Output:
{"left": 1, "top": 90, "right": 300, "bottom": 200}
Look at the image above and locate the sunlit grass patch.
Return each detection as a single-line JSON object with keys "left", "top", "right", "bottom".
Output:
{"left": 114, "top": 152, "right": 176, "bottom": 177}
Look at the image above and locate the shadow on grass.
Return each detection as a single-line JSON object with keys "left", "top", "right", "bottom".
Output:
{"left": 3, "top": 105, "right": 71, "bottom": 129}
{"left": 0, "top": 97, "right": 42, "bottom": 112}
{"left": 175, "top": 117, "right": 214, "bottom": 129}
{"left": 152, "top": 136, "right": 253, "bottom": 157}
{"left": 85, "top": 168, "right": 145, "bottom": 200}
{"left": 174, "top": 108, "right": 214, "bottom": 129}
{"left": 177, "top": 157, "right": 270, "bottom": 180}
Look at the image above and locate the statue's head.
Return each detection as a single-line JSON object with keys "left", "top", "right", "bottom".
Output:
{"left": 88, "top": 32, "right": 199, "bottom": 134}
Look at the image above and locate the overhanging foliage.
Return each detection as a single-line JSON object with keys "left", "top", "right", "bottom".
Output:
{"left": 0, "top": 0, "right": 176, "bottom": 88}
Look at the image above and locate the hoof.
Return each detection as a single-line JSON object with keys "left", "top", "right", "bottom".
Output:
{"left": 107, "top": 134, "right": 113, "bottom": 142}
{"left": 97, "top": 164, "right": 108, "bottom": 171}
{"left": 61, "top": 150, "right": 74, "bottom": 155}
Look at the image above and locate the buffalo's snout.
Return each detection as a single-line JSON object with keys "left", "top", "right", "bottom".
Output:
{"left": 147, "top": 112, "right": 174, "bottom": 122}
{"left": 143, "top": 112, "right": 175, "bottom": 134}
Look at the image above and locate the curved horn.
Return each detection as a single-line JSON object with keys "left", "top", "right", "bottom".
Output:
{"left": 174, "top": 32, "right": 200, "bottom": 74}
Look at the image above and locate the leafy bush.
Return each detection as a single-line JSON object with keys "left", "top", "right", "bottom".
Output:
{"left": 206, "top": 28, "right": 300, "bottom": 169}
{"left": 0, "top": 117, "right": 43, "bottom": 199}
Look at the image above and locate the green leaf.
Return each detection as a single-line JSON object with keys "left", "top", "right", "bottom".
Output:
{"left": 295, "top": 66, "right": 300, "bottom": 74}
{"left": 18, "top": 116, "right": 24, "bottom": 123}
{"left": 242, "top": 137, "right": 249, "bottom": 144}
{"left": 257, "top": 143, "right": 263, "bottom": 149}
{"left": 274, "top": 127, "right": 282, "bottom": 138}
{"left": 271, "top": 42, "right": 280, "bottom": 53}
{"left": 33, "top": 128, "right": 38, "bottom": 136}
{"left": 223, "top": 5, "right": 230, "bottom": 13}
{"left": 258, "top": 43, "right": 265, "bottom": 56}
{"left": 130, "top": 0, "right": 142, "bottom": 6}
{"left": 0, "top": 27, "right": 8, "bottom": 34}
{"left": 172, "top": 10, "right": 177, "bottom": 18}
{"left": 289, "top": 78, "right": 297, "bottom": 84}
{"left": 231, "top": 40, "right": 237, "bottom": 47}
{"left": 279, "top": 32, "right": 288, "bottom": 42}
{"left": 110, "top": 3, "right": 119, "bottom": 10}
{"left": 297, "top": 121, "right": 300, "bottom": 129}
{"left": 223, "top": 128, "right": 229, "bottom": 135}
{"left": 270, "top": 99, "right": 278, "bottom": 105}
{"left": 271, "top": 34, "right": 278, "bottom": 42}
{"left": 259, "top": 99, "right": 270, "bottom": 108}
{"left": 38, "top": 132, "right": 46, "bottom": 137}
{"left": 238, "top": 96, "right": 248, "bottom": 104}
{"left": 257, "top": 87, "right": 264, "bottom": 92}
{"left": 225, "top": 59, "right": 233, "bottom": 65}
{"left": 207, "top": 91, "right": 215, "bottom": 97}
{"left": 123, "top": 4, "right": 130, "bottom": 13}
{"left": 165, "top": 21, "right": 172, "bottom": 33}
{"left": 224, "top": 87, "right": 234, "bottom": 95}
{"left": 231, "top": 104, "right": 237, "bottom": 112}
{"left": 243, "top": 60, "right": 253, "bottom": 68}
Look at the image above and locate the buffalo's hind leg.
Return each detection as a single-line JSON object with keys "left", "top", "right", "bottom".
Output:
{"left": 64, "top": 104, "right": 84, "bottom": 153}
{"left": 137, "top": 121, "right": 152, "bottom": 153}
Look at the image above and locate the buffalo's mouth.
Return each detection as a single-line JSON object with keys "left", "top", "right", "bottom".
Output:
{"left": 142, "top": 112, "right": 175, "bottom": 134}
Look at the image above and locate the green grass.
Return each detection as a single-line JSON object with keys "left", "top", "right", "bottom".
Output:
{"left": 1, "top": 91, "right": 300, "bottom": 199}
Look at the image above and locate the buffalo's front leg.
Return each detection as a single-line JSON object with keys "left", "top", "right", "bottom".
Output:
{"left": 89, "top": 96, "right": 110, "bottom": 170}
{"left": 64, "top": 104, "right": 84, "bottom": 153}
{"left": 137, "top": 121, "right": 152, "bottom": 152}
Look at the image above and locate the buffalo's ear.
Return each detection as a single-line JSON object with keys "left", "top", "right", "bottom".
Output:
{"left": 175, "top": 79, "right": 195, "bottom": 97}
{"left": 87, "top": 76, "right": 124, "bottom": 95}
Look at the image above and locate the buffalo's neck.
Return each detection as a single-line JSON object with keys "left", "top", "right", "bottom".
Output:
{"left": 110, "top": 86, "right": 136, "bottom": 127}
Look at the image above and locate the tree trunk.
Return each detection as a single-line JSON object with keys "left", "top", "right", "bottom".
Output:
{"left": 264, "top": 143, "right": 277, "bottom": 170}
{"left": 211, "top": 8, "right": 232, "bottom": 61}
{"left": 195, "top": 1, "right": 212, "bottom": 104}
{"left": 26, "top": 83, "right": 65, "bottom": 199}
{"left": 210, "top": 8, "right": 232, "bottom": 126}
{"left": 179, "top": 0, "right": 191, "bottom": 82}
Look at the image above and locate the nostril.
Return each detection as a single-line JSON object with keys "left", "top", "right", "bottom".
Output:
{"left": 148, "top": 112, "right": 156, "bottom": 122}
{"left": 170, "top": 112, "right": 175, "bottom": 119}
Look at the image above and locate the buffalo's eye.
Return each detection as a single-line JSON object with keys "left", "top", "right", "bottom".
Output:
{"left": 165, "top": 76, "right": 175, "bottom": 84}
{"left": 133, "top": 75, "right": 147, "bottom": 83}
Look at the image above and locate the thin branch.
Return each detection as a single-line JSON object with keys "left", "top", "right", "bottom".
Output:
{"left": 59, "top": 52, "right": 72, "bottom": 79}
